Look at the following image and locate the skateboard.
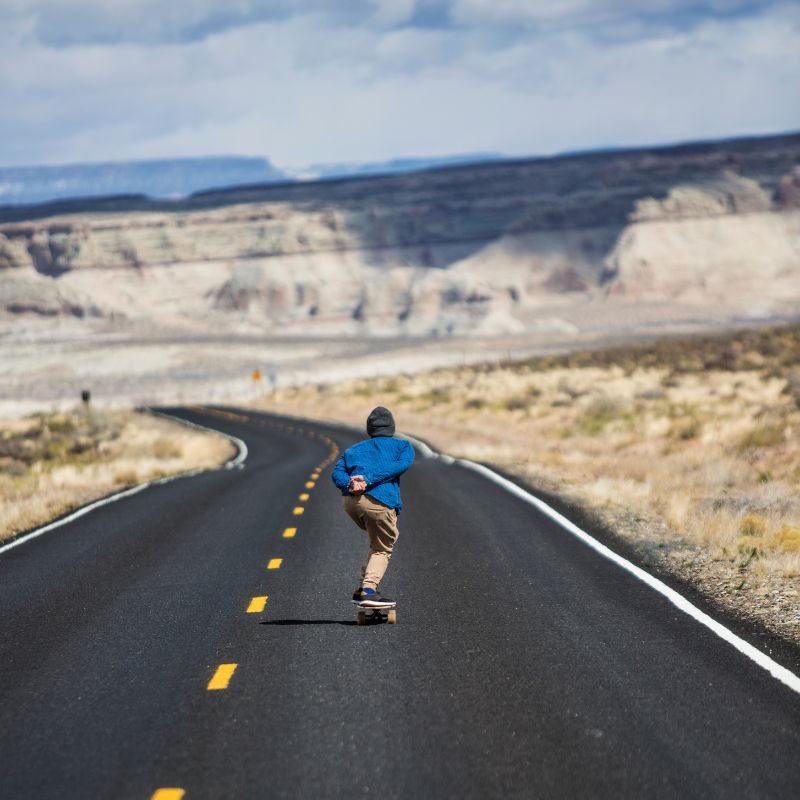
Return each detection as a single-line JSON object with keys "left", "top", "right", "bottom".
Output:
{"left": 353, "top": 601, "right": 397, "bottom": 625}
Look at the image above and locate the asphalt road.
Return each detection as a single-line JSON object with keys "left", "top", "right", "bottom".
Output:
{"left": 1, "top": 406, "right": 799, "bottom": 799}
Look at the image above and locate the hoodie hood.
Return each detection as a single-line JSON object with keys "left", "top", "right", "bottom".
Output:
{"left": 366, "top": 406, "right": 396, "bottom": 438}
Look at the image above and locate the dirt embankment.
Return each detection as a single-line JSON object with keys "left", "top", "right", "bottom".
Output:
{"left": 256, "top": 324, "right": 800, "bottom": 642}
{"left": 0, "top": 408, "right": 234, "bottom": 543}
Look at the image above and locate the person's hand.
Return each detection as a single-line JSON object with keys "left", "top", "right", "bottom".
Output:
{"left": 348, "top": 474, "right": 367, "bottom": 494}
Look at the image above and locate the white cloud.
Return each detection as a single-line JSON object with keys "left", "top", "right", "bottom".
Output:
{"left": 0, "top": 1, "right": 798, "bottom": 168}
{"left": 3, "top": 1, "right": 422, "bottom": 46}
{"left": 451, "top": 0, "right": 761, "bottom": 26}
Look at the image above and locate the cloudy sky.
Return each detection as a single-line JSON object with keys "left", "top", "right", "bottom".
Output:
{"left": 2, "top": 0, "right": 799, "bottom": 169}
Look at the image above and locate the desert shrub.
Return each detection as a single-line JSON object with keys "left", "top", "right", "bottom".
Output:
{"left": 738, "top": 421, "right": 786, "bottom": 450}
{"left": 739, "top": 514, "right": 768, "bottom": 537}
{"left": 46, "top": 414, "right": 77, "bottom": 434}
{"left": 420, "top": 387, "right": 451, "bottom": 405}
{"left": 577, "top": 396, "right": 625, "bottom": 435}
{"left": 769, "top": 525, "right": 800, "bottom": 553}
{"left": 464, "top": 398, "right": 487, "bottom": 410}
{"left": 68, "top": 436, "right": 95, "bottom": 456}
{"left": 382, "top": 378, "right": 401, "bottom": 393}
{"left": 557, "top": 378, "right": 586, "bottom": 400}
{"left": 154, "top": 439, "right": 182, "bottom": 459}
{"left": 114, "top": 468, "right": 138, "bottom": 486}
{"left": 670, "top": 417, "right": 703, "bottom": 441}
{"left": 737, "top": 543, "right": 759, "bottom": 568}
{"left": 504, "top": 396, "right": 528, "bottom": 412}
{"left": 637, "top": 388, "right": 666, "bottom": 401}
{"left": 660, "top": 372, "right": 680, "bottom": 388}
{"left": 703, "top": 344, "right": 739, "bottom": 371}
{"left": 782, "top": 370, "right": 800, "bottom": 409}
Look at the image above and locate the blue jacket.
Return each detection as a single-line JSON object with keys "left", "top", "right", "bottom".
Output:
{"left": 331, "top": 436, "right": 415, "bottom": 512}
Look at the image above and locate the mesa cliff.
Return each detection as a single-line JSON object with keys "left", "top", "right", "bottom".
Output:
{"left": 1, "top": 133, "right": 799, "bottom": 341}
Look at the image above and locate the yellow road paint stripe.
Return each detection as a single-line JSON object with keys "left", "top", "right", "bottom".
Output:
{"left": 268, "top": 558, "right": 283, "bottom": 569}
{"left": 305, "top": 481, "right": 315, "bottom": 489}
{"left": 299, "top": 493, "right": 310, "bottom": 501}
{"left": 283, "top": 527, "right": 297, "bottom": 538}
{"left": 151, "top": 789, "right": 185, "bottom": 800}
{"left": 311, "top": 473, "right": 320, "bottom": 480}
{"left": 207, "top": 663, "right": 237, "bottom": 691}
{"left": 293, "top": 507, "right": 304, "bottom": 516}
{"left": 246, "top": 596, "right": 268, "bottom": 613}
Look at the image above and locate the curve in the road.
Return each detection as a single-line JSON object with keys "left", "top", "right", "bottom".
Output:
{"left": 4, "top": 406, "right": 800, "bottom": 697}
{"left": 0, "top": 408, "right": 248, "bottom": 559}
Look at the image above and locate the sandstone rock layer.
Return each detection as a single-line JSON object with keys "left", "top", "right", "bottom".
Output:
{"left": 2, "top": 132, "right": 799, "bottom": 337}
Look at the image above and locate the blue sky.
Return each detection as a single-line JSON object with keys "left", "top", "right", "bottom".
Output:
{"left": 1, "top": 1, "right": 798, "bottom": 168}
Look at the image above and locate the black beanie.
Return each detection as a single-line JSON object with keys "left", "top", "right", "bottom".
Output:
{"left": 367, "top": 406, "right": 395, "bottom": 437}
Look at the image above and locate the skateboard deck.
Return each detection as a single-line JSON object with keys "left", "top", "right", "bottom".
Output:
{"left": 353, "top": 600, "right": 397, "bottom": 625}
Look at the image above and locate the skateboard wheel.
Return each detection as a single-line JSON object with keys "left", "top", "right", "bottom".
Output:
{"left": 357, "top": 611, "right": 366, "bottom": 625}
{"left": 387, "top": 609, "right": 397, "bottom": 625}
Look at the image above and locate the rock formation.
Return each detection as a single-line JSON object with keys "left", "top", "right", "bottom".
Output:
{"left": 1, "top": 132, "right": 799, "bottom": 333}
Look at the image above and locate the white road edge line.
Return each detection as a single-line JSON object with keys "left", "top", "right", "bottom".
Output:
{"left": 401, "top": 432, "right": 800, "bottom": 696}
{"left": 0, "top": 409, "right": 248, "bottom": 558}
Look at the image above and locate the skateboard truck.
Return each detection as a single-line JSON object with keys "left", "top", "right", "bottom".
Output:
{"left": 354, "top": 602, "right": 397, "bottom": 625}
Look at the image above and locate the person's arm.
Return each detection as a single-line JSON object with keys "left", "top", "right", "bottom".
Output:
{"left": 331, "top": 454, "right": 351, "bottom": 492}
{"left": 364, "top": 441, "right": 415, "bottom": 487}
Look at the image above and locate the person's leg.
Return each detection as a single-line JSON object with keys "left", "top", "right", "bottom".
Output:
{"left": 342, "top": 496, "right": 367, "bottom": 529}
{"left": 343, "top": 496, "right": 371, "bottom": 586}
{"left": 360, "top": 495, "right": 400, "bottom": 590}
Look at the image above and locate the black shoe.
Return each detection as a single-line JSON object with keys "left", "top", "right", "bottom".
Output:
{"left": 352, "top": 587, "right": 394, "bottom": 607}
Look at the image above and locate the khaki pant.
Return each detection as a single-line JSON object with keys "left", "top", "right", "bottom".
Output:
{"left": 342, "top": 493, "right": 399, "bottom": 590}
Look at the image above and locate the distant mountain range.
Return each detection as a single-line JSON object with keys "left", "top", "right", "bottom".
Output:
{"left": 0, "top": 157, "right": 288, "bottom": 206}
{"left": 285, "top": 153, "right": 505, "bottom": 181}
{"left": 0, "top": 152, "right": 507, "bottom": 207}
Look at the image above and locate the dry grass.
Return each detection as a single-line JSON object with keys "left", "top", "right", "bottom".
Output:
{"left": 256, "top": 323, "right": 800, "bottom": 639}
{"left": 0, "top": 408, "right": 234, "bottom": 542}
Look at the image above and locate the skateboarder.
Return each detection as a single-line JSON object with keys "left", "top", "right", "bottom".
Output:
{"left": 331, "top": 406, "right": 414, "bottom": 606}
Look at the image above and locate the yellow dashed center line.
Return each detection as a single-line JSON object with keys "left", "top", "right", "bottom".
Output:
{"left": 151, "top": 790, "right": 185, "bottom": 800}
{"left": 305, "top": 481, "right": 315, "bottom": 489}
{"left": 299, "top": 493, "right": 310, "bottom": 501}
{"left": 293, "top": 507, "right": 304, "bottom": 516}
{"left": 268, "top": 558, "right": 283, "bottom": 569}
{"left": 207, "top": 663, "right": 237, "bottom": 691}
{"left": 283, "top": 527, "right": 297, "bottom": 538}
{"left": 311, "top": 473, "right": 320, "bottom": 480}
{"left": 246, "top": 596, "right": 268, "bottom": 613}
